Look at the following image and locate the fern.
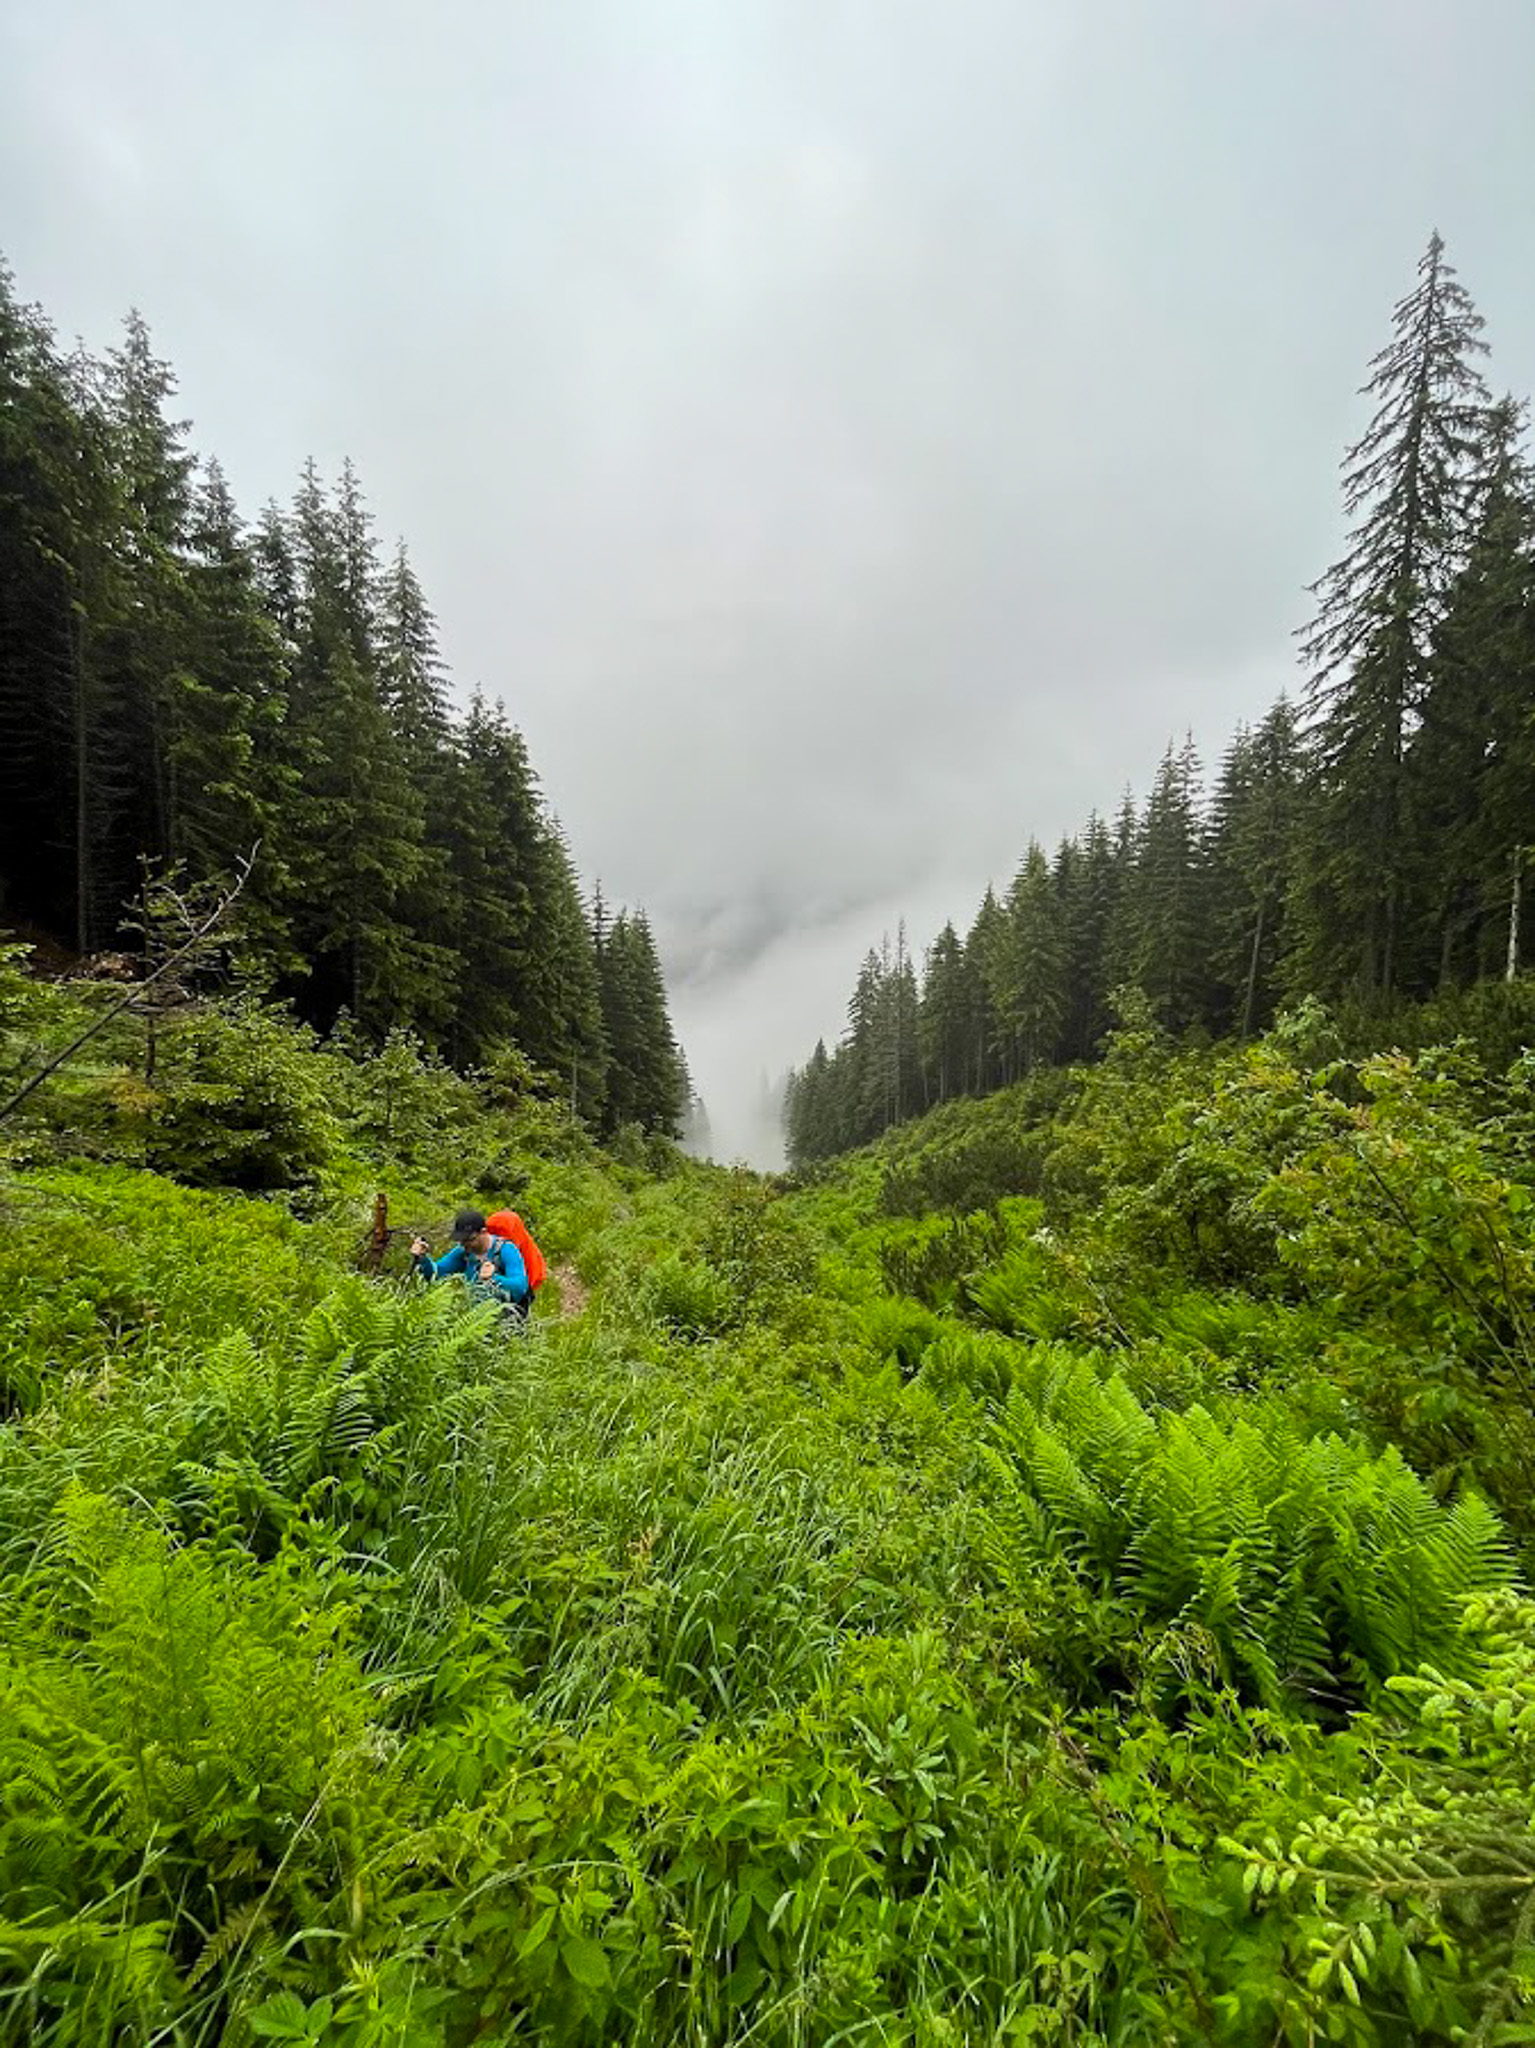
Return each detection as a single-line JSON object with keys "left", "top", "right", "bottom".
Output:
{"left": 978, "top": 1368, "right": 1518, "bottom": 1710}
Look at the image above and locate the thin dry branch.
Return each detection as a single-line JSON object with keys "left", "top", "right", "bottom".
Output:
{"left": 0, "top": 847, "right": 257, "bottom": 1127}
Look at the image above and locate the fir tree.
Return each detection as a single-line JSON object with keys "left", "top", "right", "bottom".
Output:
{"left": 100, "top": 309, "right": 197, "bottom": 868}
{"left": 175, "top": 461, "right": 295, "bottom": 967}
{"left": 0, "top": 266, "right": 110, "bottom": 944}
{"left": 964, "top": 887, "right": 1009, "bottom": 1093}
{"left": 526, "top": 818, "right": 608, "bottom": 1117}
{"left": 1207, "top": 701, "right": 1301, "bottom": 1035}
{"left": 1055, "top": 813, "right": 1119, "bottom": 1061}
{"left": 1110, "top": 740, "right": 1209, "bottom": 1034}
{"left": 1294, "top": 233, "right": 1493, "bottom": 1003}
{"left": 918, "top": 922, "right": 975, "bottom": 1104}
{"left": 1406, "top": 399, "right": 1535, "bottom": 985}
{"left": 597, "top": 908, "right": 684, "bottom": 1137}
{"left": 376, "top": 541, "right": 457, "bottom": 1030}
{"left": 998, "top": 843, "right": 1068, "bottom": 1075}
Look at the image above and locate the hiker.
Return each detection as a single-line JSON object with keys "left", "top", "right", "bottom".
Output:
{"left": 411, "top": 1208, "right": 531, "bottom": 1321}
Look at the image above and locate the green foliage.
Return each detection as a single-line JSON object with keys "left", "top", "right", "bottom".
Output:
{"left": 0, "top": 261, "right": 686, "bottom": 1145}
{"left": 638, "top": 1251, "right": 736, "bottom": 1338}
{"left": 0, "top": 1164, "right": 322, "bottom": 1420}
{"left": 7, "top": 969, "right": 1535, "bottom": 2040}
{"left": 980, "top": 1351, "right": 1515, "bottom": 1711}
{"left": 133, "top": 999, "right": 337, "bottom": 1189}
{"left": 877, "top": 1208, "right": 1009, "bottom": 1311}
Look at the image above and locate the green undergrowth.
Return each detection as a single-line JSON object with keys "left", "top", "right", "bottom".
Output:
{"left": 3, "top": 992, "right": 1535, "bottom": 2041}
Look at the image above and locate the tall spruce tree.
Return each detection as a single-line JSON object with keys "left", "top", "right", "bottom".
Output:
{"left": 279, "top": 463, "right": 433, "bottom": 1030}
{"left": 0, "top": 267, "right": 109, "bottom": 943}
{"left": 437, "top": 691, "right": 534, "bottom": 1057}
{"left": 375, "top": 541, "right": 458, "bottom": 1034}
{"left": 843, "top": 945, "right": 887, "bottom": 1143}
{"left": 525, "top": 817, "right": 609, "bottom": 1116}
{"left": 997, "top": 842, "right": 1067, "bottom": 1075}
{"left": 1109, "top": 739, "right": 1209, "bottom": 1033}
{"left": 1055, "top": 813, "right": 1119, "bottom": 1061}
{"left": 918, "top": 922, "right": 975, "bottom": 1104}
{"left": 784, "top": 1038, "right": 837, "bottom": 1167}
{"left": 1293, "top": 233, "right": 1493, "bottom": 1003}
{"left": 100, "top": 310, "right": 197, "bottom": 873}
{"left": 964, "top": 887, "right": 1009, "bottom": 1093}
{"left": 175, "top": 461, "right": 295, "bottom": 966}
{"left": 596, "top": 907, "right": 684, "bottom": 1137}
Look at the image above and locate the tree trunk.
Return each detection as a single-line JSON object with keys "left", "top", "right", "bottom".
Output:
{"left": 1240, "top": 897, "right": 1267, "bottom": 1039}
{"left": 71, "top": 600, "right": 90, "bottom": 955}
{"left": 1508, "top": 847, "right": 1523, "bottom": 982}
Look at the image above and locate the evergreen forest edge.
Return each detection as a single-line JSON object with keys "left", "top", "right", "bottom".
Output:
{"left": 0, "top": 252, "right": 690, "bottom": 1149}
{"left": 785, "top": 234, "right": 1535, "bottom": 1170}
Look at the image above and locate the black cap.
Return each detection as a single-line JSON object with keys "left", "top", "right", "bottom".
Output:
{"left": 451, "top": 1208, "right": 487, "bottom": 1239}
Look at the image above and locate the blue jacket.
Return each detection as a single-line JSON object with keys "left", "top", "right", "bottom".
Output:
{"left": 415, "top": 1234, "right": 530, "bottom": 1305}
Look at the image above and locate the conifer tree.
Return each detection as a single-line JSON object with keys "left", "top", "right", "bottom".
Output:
{"left": 531, "top": 824, "right": 608, "bottom": 1121}
{"left": 175, "top": 461, "right": 295, "bottom": 967}
{"left": 283, "top": 641, "right": 430, "bottom": 1031}
{"left": 596, "top": 908, "right": 684, "bottom": 1137}
{"left": 997, "top": 842, "right": 1068, "bottom": 1075}
{"left": 252, "top": 501, "right": 300, "bottom": 646}
{"left": 1207, "top": 701, "right": 1301, "bottom": 1035}
{"left": 1055, "top": 813, "right": 1119, "bottom": 1061}
{"left": 841, "top": 946, "right": 887, "bottom": 1143}
{"left": 0, "top": 267, "right": 110, "bottom": 944}
{"left": 964, "top": 887, "right": 1009, "bottom": 1093}
{"left": 784, "top": 1038, "right": 837, "bottom": 1167}
{"left": 1109, "top": 740, "right": 1209, "bottom": 1033}
{"left": 335, "top": 456, "right": 379, "bottom": 671}
{"left": 100, "top": 310, "right": 197, "bottom": 869}
{"left": 626, "top": 911, "right": 687, "bottom": 1134}
{"left": 1293, "top": 233, "right": 1493, "bottom": 1002}
{"left": 376, "top": 541, "right": 457, "bottom": 1029}
{"left": 918, "top": 922, "right": 975, "bottom": 1104}
{"left": 1406, "top": 399, "right": 1535, "bottom": 985}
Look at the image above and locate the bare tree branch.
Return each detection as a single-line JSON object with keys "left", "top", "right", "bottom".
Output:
{"left": 0, "top": 847, "right": 258, "bottom": 1128}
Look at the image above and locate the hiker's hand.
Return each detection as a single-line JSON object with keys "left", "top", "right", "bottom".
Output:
{"left": 410, "top": 1237, "right": 428, "bottom": 1257}
{"left": 479, "top": 1258, "right": 496, "bottom": 1283}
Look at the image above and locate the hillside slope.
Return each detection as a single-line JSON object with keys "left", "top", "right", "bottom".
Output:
{"left": 1, "top": 993, "right": 1533, "bottom": 2042}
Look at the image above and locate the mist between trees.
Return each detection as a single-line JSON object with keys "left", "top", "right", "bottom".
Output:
{"left": 0, "top": 258, "right": 707, "bottom": 1147}
{"left": 787, "top": 235, "right": 1535, "bottom": 1167}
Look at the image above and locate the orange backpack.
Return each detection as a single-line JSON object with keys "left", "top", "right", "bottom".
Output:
{"left": 486, "top": 1210, "right": 547, "bottom": 1292}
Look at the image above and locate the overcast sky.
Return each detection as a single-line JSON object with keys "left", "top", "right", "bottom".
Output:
{"left": 5, "top": 0, "right": 1534, "bottom": 1160}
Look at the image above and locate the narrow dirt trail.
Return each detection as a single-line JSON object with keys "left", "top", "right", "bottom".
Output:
{"left": 550, "top": 1261, "right": 589, "bottom": 1317}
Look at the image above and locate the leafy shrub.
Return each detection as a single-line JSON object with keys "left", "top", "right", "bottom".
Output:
{"left": 878, "top": 1209, "right": 1009, "bottom": 1309}
{"left": 1216, "top": 1587, "right": 1535, "bottom": 2038}
{"left": 327, "top": 1020, "right": 480, "bottom": 1170}
{"left": 877, "top": 1071, "right": 1076, "bottom": 1216}
{"left": 695, "top": 1171, "right": 809, "bottom": 1321}
{"left": 0, "top": 1166, "right": 323, "bottom": 1423}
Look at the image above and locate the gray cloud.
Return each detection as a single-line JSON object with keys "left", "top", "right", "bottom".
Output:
{"left": 5, "top": 0, "right": 1534, "bottom": 1157}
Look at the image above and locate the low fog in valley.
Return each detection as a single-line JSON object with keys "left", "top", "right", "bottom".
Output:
{"left": 6, "top": 0, "right": 1533, "bottom": 1162}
